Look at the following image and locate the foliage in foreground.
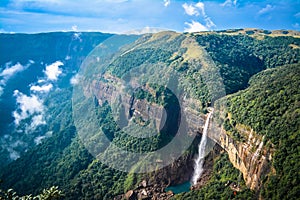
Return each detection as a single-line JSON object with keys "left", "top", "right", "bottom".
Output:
{"left": 0, "top": 186, "right": 63, "bottom": 200}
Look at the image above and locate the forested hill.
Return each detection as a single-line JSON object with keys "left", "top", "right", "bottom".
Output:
{"left": 174, "top": 63, "right": 300, "bottom": 200}
{"left": 222, "top": 64, "right": 300, "bottom": 199}
{"left": 0, "top": 30, "right": 299, "bottom": 200}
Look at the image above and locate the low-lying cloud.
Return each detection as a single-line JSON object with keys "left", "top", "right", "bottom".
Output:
{"left": 1, "top": 135, "right": 28, "bottom": 160}
{"left": 0, "top": 63, "right": 26, "bottom": 78}
{"left": 44, "top": 61, "right": 63, "bottom": 81}
{"left": 2, "top": 60, "right": 64, "bottom": 161}
{"left": 34, "top": 131, "right": 53, "bottom": 145}
{"left": 30, "top": 60, "right": 63, "bottom": 94}
{"left": 0, "top": 61, "right": 33, "bottom": 96}
{"left": 13, "top": 90, "right": 45, "bottom": 126}
{"left": 12, "top": 60, "right": 63, "bottom": 133}
{"left": 30, "top": 84, "right": 53, "bottom": 92}
{"left": 70, "top": 74, "right": 81, "bottom": 85}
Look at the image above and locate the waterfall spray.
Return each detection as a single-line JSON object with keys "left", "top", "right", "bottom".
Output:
{"left": 191, "top": 110, "right": 213, "bottom": 185}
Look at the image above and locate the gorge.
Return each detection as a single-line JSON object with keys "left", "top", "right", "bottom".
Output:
{"left": 0, "top": 29, "right": 299, "bottom": 200}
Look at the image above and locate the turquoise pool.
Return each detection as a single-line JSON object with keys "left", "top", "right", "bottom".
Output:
{"left": 165, "top": 181, "right": 191, "bottom": 194}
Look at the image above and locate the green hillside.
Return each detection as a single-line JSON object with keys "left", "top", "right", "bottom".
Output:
{"left": 0, "top": 31, "right": 299, "bottom": 200}
{"left": 222, "top": 64, "right": 300, "bottom": 199}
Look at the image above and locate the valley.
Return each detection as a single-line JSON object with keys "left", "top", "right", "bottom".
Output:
{"left": 0, "top": 29, "right": 299, "bottom": 200}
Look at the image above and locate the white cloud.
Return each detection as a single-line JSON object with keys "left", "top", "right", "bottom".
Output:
{"left": 38, "top": 79, "right": 46, "bottom": 83}
{"left": 0, "top": 62, "right": 32, "bottom": 97}
{"left": 34, "top": 135, "right": 46, "bottom": 145}
{"left": 30, "top": 83, "right": 53, "bottom": 92}
{"left": 0, "top": 63, "right": 26, "bottom": 79}
{"left": 73, "top": 32, "right": 82, "bottom": 41}
{"left": 44, "top": 61, "right": 63, "bottom": 81}
{"left": 29, "top": 114, "right": 46, "bottom": 130}
{"left": 164, "top": 0, "right": 170, "bottom": 7}
{"left": 205, "top": 17, "right": 216, "bottom": 29}
{"left": 195, "top": 2, "right": 206, "bottom": 16}
{"left": 13, "top": 90, "right": 45, "bottom": 126}
{"left": 70, "top": 74, "right": 81, "bottom": 85}
{"left": 65, "top": 55, "right": 71, "bottom": 60}
{"left": 182, "top": 2, "right": 216, "bottom": 31}
{"left": 72, "top": 25, "right": 78, "bottom": 31}
{"left": 294, "top": 12, "right": 300, "bottom": 18}
{"left": 182, "top": 3, "right": 199, "bottom": 16}
{"left": 221, "top": 0, "right": 237, "bottom": 7}
{"left": 10, "top": 61, "right": 63, "bottom": 133}
{"left": 34, "top": 131, "right": 52, "bottom": 145}
{"left": 182, "top": 2, "right": 206, "bottom": 16}
{"left": 258, "top": 4, "right": 274, "bottom": 15}
{"left": 103, "top": 0, "right": 128, "bottom": 3}
{"left": 1, "top": 136, "right": 28, "bottom": 161}
{"left": 71, "top": 25, "right": 82, "bottom": 41}
{"left": 184, "top": 20, "right": 208, "bottom": 32}
{"left": 11, "top": 139, "right": 26, "bottom": 148}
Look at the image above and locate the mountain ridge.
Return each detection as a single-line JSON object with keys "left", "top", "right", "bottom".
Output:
{"left": 0, "top": 30, "right": 299, "bottom": 199}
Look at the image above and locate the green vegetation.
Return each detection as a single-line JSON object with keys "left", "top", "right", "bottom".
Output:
{"left": 196, "top": 34, "right": 299, "bottom": 94}
{"left": 64, "top": 160, "right": 128, "bottom": 200}
{"left": 0, "top": 88, "right": 93, "bottom": 196}
{"left": 0, "top": 32, "right": 113, "bottom": 166}
{"left": 220, "top": 64, "right": 300, "bottom": 199}
{"left": 0, "top": 186, "right": 63, "bottom": 200}
{"left": 0, "top": 31, "right": 299, "bottom": 200}
{"left": 173, "top": 153, "right": 255, "bottom": 200}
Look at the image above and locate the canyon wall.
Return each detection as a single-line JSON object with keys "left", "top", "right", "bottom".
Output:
{"left": 90, "top": 73, "right": 273, "bottom": 192}
{"left": 216, "top": 125, "right": 274, "bottom": 190}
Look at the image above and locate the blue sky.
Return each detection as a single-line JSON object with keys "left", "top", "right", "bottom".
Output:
{"left": 0, "top": 0, "right": 299, "bottom": 33}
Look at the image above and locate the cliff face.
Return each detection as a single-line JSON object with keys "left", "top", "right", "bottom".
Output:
{"left": 84, "top": 31, "right": 283, "bottom": 195}
{"left": 217, "top": 125, "right": 273, "bottom": 191}
{"left": 90, "top": 72, "right": 273, "bottom": 192}
{"left": 91, "top": 73, "right": 206, "bottom": 136}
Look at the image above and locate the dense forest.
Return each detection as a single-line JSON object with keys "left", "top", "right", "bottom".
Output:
{"left": 0, "top": 30, "right": 299, "bottom": 199}
{"left": 222, "top": 64, "right": 300, "bottom": 199}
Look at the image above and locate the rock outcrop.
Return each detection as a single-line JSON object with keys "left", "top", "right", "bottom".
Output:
{"left": 114, "top": 153, "right": 195, "bottom": 200}
{"left": 217, "top": 125, "right": 274, "bottom": 190}
{"left": 90, "top": 73, "right": 274, "bottom": 193}
{"left": 90, "top": 73, "right": 206, "bottom": 135}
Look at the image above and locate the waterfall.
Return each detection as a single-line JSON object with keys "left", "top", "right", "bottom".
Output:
{"left": 191, "top": 110, "right": 213, "bottom": 185}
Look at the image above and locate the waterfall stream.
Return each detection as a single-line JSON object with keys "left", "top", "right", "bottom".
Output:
{"left": 191, "top": 110, "right": 213, "bottom": 185}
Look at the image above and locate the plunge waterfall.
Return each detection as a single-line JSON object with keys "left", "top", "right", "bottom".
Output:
{"left": 191, "top": 110, "right": 213, "bottom": 185}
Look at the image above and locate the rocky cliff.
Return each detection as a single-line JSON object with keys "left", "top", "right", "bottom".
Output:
{"left": 218, "top": 126, "right": 273, "bottom": 191}
{"left": 90, "top": 73, "right": 206, "bottom": 137}
{"left": 90, "top": 74, "right": 274, "bottom": 196}
{"left": 85, "top": 32, "right": 275, "bottom": 194}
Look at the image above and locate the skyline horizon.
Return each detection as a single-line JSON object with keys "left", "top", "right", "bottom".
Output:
{"left": 1, "top": 27, "right": 299, "bottom": 34}
{"left": 1, "top": 0, "right": 299, "bottom": 34}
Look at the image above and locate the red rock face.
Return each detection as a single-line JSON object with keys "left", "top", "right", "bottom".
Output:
{"left": 219, "top": 127, "right": 273, "bottom": 191}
